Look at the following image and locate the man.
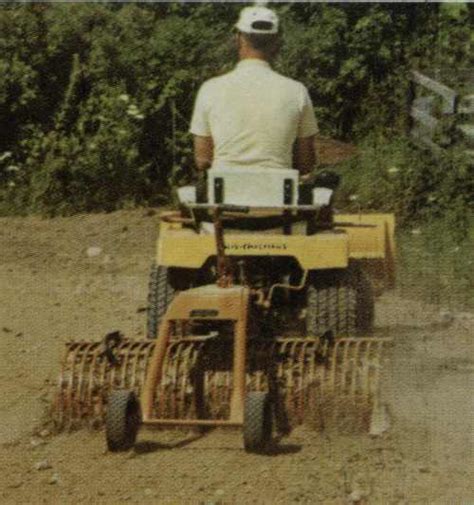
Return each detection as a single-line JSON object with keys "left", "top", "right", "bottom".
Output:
{"left": 189, "top": 5, "right": 318, "bottom": 178}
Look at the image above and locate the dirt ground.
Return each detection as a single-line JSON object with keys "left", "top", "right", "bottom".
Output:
{"left": 0, "top": 209, "right": 473, "bottom": 504}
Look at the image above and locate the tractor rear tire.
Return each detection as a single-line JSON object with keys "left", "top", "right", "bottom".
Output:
{"left": 146, "top": 263, "right": 175, "bottom": 339}
{"left": 306, "top": 267, "right": 374, "bottom": 336}
{"left": 355, "top": 268, "right": 375, "bottom": 332}
{"left": 243, "top": 392, "right": 273, "bottom": 453}
{"left": 106, "top": 390, "right": 141, "bottom": 452}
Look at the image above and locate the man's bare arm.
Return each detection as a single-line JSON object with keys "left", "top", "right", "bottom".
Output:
{"left": 293, "top": 135, "right": 316, "bottom": 176}
{"left": 194, "top": 135, "right": 214, "bottom": 171}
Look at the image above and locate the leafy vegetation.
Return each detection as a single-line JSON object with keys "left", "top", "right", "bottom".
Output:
{"left": 0, "top": 2, "right": 472, "bottom": 217}
{"left": 397, "top": 216, "right": 474, "bottom": 310}
{"left": 337, "top": 135, "right": 473, "bottom": 227}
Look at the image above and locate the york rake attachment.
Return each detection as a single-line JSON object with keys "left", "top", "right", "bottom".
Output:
{"left": 304, "top": 337, "right": 392, "bottom": 432}
{"left": 54, "top": 332, "right": 391, "bottom": 433}
{"left": 54, "top": 339, "right": 154, "bottom": 430}
{"left": 257, "top": 335, "right": 391, "bottom": 431}
{"left": 55, "top": 336, "right": 220, "bottom": 430}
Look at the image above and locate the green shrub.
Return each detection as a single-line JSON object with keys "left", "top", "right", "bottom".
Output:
{"left": 0, "top": 3, "right": 471, "bottom": 216}
{"left": 337, "top": 134, "right": 473, "bottom": 228}
{"left": 397, "top": 215, "right": 474, "bottom": 309}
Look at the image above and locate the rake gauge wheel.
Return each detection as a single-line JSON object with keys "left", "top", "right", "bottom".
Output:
{"left": 243, "top": 392, "right": 273, "bottom": 453}
{"left": 106, "top": 390, "right": 141, "bottom": 452}
{"left": 146, "top": 263, "right": 175, "bottom": 339}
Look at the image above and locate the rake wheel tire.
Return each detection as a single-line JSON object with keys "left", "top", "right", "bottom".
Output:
{"left": 306, "top": 266, "right": 374, "bottom": 336}
{"left": 106, "top": 390, "right": 141, "bottom": 452}
{"left": 146, "top": 263, "right": 175, "bottom": 339}
{"left": 243, "top": 392, "right": 272, "bottom": 453}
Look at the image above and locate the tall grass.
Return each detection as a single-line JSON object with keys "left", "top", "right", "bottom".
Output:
{"left": 397, "top": 217, "right": 474, "bottom": 310}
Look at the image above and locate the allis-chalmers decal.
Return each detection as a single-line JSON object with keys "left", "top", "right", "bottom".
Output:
{"left": 225, "top": 242, "right": 288, "bottom": 251}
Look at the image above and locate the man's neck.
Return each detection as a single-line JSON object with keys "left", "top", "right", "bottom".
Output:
{"left": 239, "top": 48, "right": 268, "bottom": 63}
{"left": 238, "top": 57, "right": 270, "bottom": 67}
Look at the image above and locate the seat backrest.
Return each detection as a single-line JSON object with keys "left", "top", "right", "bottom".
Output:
{"left": 207, "top": 167, "right": 299, "bottom": 207}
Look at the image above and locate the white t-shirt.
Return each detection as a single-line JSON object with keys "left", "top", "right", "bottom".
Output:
{"left": 190, "top": 59, "right": 318, "bottom": 170}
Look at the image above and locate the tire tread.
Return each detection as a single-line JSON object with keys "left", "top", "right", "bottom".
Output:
{"left": 106, "top": 390, "right": 141, "bottom": 452}
{"left": 244, "top": 392, "right": 272, "bottom": 453}
{"left": 306, "top": 266, "right": 374, "bottom": 336}
{"left": 146, "top": 264, "right": 175, "bottom": 339}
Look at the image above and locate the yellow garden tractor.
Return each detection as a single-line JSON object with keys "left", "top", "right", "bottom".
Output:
{"left": 54, "top": 168, "right": 395, "bottom": 452}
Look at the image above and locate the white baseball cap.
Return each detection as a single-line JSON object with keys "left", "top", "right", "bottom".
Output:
{"left": 235, "top": 6, "right": 279, "bottom": 35}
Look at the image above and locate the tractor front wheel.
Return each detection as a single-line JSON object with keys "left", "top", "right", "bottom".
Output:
{"left": 243, "top": 392, "right": 273, "bottom": 453}
{"left": 106, "top": 390, "right": 141, "bottom": 452}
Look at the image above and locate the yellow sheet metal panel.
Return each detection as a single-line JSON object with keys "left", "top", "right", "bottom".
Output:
{"left": 335, "top": 213, "right": 395, "bottom": 260}
{"left": 335, "top": 213, "right": 396, "bottom": 288}
{"left": 166, "top": 285, "right": 249, "bottom": 320}
{"left": 338, "top": 223, "right": 385, "bottom": 258}
{"left": 157, "top": 226, "right": 349, "bottom": 270}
